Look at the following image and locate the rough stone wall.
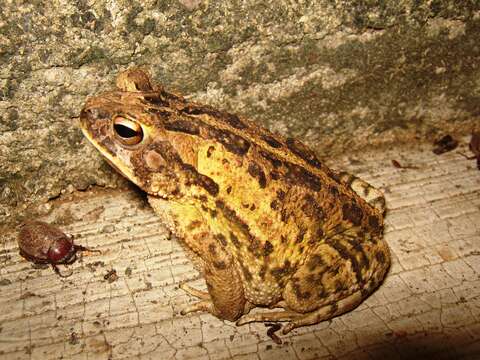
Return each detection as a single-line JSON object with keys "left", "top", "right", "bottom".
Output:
{"left": 1, "top": 1, "right": 479, "bottom": 223}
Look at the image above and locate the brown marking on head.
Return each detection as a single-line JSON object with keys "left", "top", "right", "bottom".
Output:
{"left": 226, "top": 185, "right": 232, "bottom": 194}
{"left": 286, "top": 137, "right": 322, "bottom": 169}
{"left": 143, "top": 94, "right": 170, "bottom": 107}
{"left": 276, "top": 189, "right": 286, "bottom": 201}
{"left": 182, "top": 105, "right": 246, "bottom": 130}
{"left": 164, "top": 119, "right": 200, "bottom": 135}
{"left": 248, "top": 161, "right": 267, "bottom": 188}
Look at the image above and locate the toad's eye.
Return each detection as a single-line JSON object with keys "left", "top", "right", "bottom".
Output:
{"left": 113, "top": 117, "right": 143, "bottom": 145}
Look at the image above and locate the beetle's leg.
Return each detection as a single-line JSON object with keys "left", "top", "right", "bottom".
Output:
{"left": 73, "top": 244, "right": 101, "bottom": 254}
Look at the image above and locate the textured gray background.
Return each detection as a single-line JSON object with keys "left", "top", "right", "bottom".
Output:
{"left": 1, "top": 1, "right": 479, "bottom": 223}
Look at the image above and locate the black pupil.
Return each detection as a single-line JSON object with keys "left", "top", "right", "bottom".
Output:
{"left": 114, "top": 124, "right": 138, "bottom": 138}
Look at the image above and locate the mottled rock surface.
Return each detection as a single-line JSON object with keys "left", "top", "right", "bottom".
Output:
{"left": 1, "top": 1, "right": 479, "bottom": 222}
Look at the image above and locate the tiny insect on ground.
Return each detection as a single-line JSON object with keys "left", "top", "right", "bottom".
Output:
{"left": 17, "top": 220, "right": 100, "bottom": 277}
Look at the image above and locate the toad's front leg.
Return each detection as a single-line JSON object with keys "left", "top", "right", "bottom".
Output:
{"left": 180, "top": 251, "right": 247, "bottom": 321}
{"left": 148, "top": 197, "right": 247, "bottom": 322}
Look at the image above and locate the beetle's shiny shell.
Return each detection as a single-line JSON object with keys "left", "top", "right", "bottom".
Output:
{"left": 18, "top": 221, "right": 72, "bottom": 263}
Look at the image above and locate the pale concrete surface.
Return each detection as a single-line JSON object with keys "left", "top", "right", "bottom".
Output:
{"left": 1, "top": 141, "right": 479, "bottom": 360}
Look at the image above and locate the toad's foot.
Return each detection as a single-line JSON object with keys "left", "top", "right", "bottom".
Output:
{"left": 180, "top": 282, "right": 210, "bottom": 300}
{"left": 179, "top": 283, "right": 216, "bottom": 316}
{"left": 236, "top": 310, "right": 303, "bottom": 334}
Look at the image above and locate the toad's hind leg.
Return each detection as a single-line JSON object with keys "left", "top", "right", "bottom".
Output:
{"left": 148, "top": 196, "right": 247, "bottom": 322}
{"left": 236, "top": 289, "right": 364, "bottom": 334}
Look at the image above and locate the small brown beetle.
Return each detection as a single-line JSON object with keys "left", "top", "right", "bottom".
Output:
{"left": 18, "top": 221, "right": 97, "bottom": 277}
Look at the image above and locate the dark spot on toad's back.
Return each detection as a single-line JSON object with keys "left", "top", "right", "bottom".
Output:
{"left": 206, "top": 126, "right": 251, "bottom": 156}
{"left": 286, "top": 163, "right": 322, "bottom": 191}
{"left": 270, "top": 200, "right": 280, "bottom": 210}
{"left": 230, "top": 232, "right": 241, "bottom": 248}
{"left": 296, "top": 228, "right": 306, "bottom": 243}
{"left": 342, "top": 202, "right": 364, "bottom": 226}
{"left": 270, "top": 260, "right": 293, "bottom": 282}
{"left": 263, "top": 241, "right": 274, "bottom": 257}
{"left": 261, "top": 134, "right": 282, "bottom": 148}
{"left": 215, "top": 233, "right": 227, "bottom": 247}
{"left": 223, "top": 113, "right": 247, "bottom": 129}
{"left": 208, "top": 243, "right": 217, "bottom": 255}
{"left": 207, "top": 146, "right": 215, "bottom": 158}
{"left": 326, "top": 238, "right": 363, "bottom": 285}
{"left": 307, "top": 254, "right": 324, "bottom": 271}
{"left": 213, "top": 261, "right": 227, "bottom": 269}
{"left": 301, "top": 196, "right": 324, "bottom": 219}
{"left": 286, "top": 137, "right": 322, "bottom": 169}
{"left": 259, "top": 150, "right": 282, "bottom": 168}
{"left": 182, "top": 163, "right": 219, "bottom": 196}
{"left": 259, "top": 265, "right": 267, "bottom": 280}
{"left": 270, "top": 171, "right": 281, "bottom": 180}
{"left": 248, "top": 162, "right": 267, "bottom": 188}
{"left": 240, "top": 263, "right": 253, "bottom": 281}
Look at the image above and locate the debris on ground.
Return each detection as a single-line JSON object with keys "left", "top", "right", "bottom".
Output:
{"left": 104, "top": 269, "right": 119, "bottom": 283}
{"left": 391, "top": 160, "right": 419, "bottom": 169}
{"left": 265, "top": 323, "right": 282, "bottom": 344}
{"left": 433, "top": 134, "right": 458, "bottom": 154}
